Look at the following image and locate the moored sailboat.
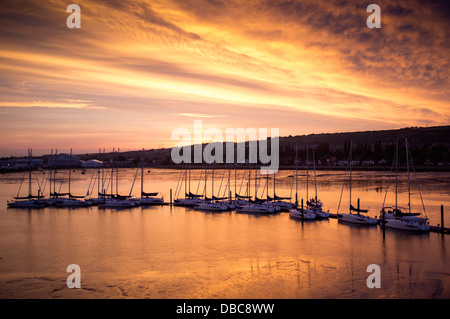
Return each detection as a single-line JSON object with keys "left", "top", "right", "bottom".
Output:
{"left": 337, "top": 142, "right": 378, "bottom": 225}
{"left": 379, "top": 139, "right": 430, "bottom": 232}
{"left": 7, "top": 149, "right": 46, "bottom": 208}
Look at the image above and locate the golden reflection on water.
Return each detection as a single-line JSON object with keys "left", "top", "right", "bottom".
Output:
{"left": 0, "top": 169, "right": 449, "bottom": 299}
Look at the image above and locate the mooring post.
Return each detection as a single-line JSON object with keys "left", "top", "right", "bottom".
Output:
{"left": 301, "top": 198, "right": 304, "bottom": 222}
{"left": 441, "top": 204, "right": 444, "bottom": 234}
{"left": 170, "top": 188, "right": 173, "bottom": 207}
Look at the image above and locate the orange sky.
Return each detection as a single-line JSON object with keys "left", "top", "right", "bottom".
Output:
{"left": 0, "top": 0, "right": 449, "bottom": 156}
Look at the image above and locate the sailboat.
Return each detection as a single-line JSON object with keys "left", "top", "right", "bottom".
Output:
{"left": 84, "top": 149, "right": 105, "bottom": 206}
{"left": 337, "top": 142, "right": 378, "bottom": 225}
{"left": 380, "top": 139, "right": 430, "bottom": 232}
{"left": 235, "top": 164, "right": 275, "bottom": 214}
{"left": 307, "top": 148, "right": 329, "bottom": 219}
{"left": 55, "top": 149, "right": 91, "bottom": 207}
{"left": 174, "top": 165, "right": 204, "bottom": 207}
{"left": 289, "top": 146, "right": 316, "bottom": 220}
{"left": 98, "top": 148, "right": 135, "bottom": 209}
{"left": 267, "top": 168, "right": 294, "bottom": 212}
{"left": 195, "top": 164, "right": 228, "bottom": 211}
{"left": 137, "top": 149, "right": 164, "bottom": 205}
{"left": 7, "top": 149, "right": 46, "bottom": 208}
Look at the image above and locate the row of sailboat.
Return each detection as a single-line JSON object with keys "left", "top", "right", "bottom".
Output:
{"left": 7, "top": 139, "right": 431, "bottom": 233}
{"left": 7, "top": 148, "right": 164, "bottom": 209}
{"left": 336, "top": 139, "right": 430, "bottom": 232}
{"left": 173, "top": 146, "right": 329, "bottom": 219}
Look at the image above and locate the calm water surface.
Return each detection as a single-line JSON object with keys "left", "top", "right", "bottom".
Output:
{"left": 0, "top": 168, "right": 449, "bottom": 298}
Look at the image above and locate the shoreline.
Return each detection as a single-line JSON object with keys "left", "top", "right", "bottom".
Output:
{"left": 1, "top": 165, "right": 450, "bottom": 173}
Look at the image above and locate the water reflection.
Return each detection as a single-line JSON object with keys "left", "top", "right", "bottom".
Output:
{"left": 0, "top": 169, "right": 449, "bottom": 299}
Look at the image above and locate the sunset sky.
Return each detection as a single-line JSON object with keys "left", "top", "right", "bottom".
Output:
{"left": 0, "top": 0, "right": 449, "bottom": 156}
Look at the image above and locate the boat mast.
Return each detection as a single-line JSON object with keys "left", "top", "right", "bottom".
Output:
{"left": 98, "top": 148, "right": 101, "bottom": 198}
{"left": 234, "top": 163, "right": 237, "bottom": 201}
{"left": 185, "top": 164, "right": 187, "bottom": 199}
{"left": 212, "top": 163, "right": 214, "bottom": 199}
{"left": 295, "top": 145, "right": 298, "bottom": 205}
{"left": 68, "top": 149, "right": 72, "bottom": 196}
{"left": 254, "top": 165, "right": 258, "bottom": 200}
{"left": 111, "top": 148, "right": 115, "bottom": 197}
{"left": 116, "top": 148, "right": 119, "bottom": 197}
{"left": 28, "top": 149, "right": 32, "bottom": 197}
{"left": 54, "top": 149, "right": 58, "bottom": 197}
{"left": 272, "top": 166, "right": 275, "bottom": 199}
{"left": 141, "top": 148, "right": 144, "bottom": 198}
{"left": 306, "top": 146, "right": 309, "bottom": 202}
{"left": 395, "top": 139, "right": 398, "bottom": 212}
{"left": 406, "top": 139, "right": 411, "bottom": 215}
{"left": 313, "top": 148, "right": 318, "bottom": 202}
{"left": 49, "top": 149, "right": 53, "bottom": 199}
{"left": 349, "top": 142, "right": 352, "bottom": 214}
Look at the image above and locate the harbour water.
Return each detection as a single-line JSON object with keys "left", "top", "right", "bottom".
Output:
{"left": 0, "top": 168, "right": 449, "bottom": 299}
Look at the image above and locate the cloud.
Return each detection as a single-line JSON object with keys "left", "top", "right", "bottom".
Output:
{"left": 0, "top": 100, "right": 105, "bottom": 109}
{"left": 0, "top": 0, "right": 448, "bottom": 155}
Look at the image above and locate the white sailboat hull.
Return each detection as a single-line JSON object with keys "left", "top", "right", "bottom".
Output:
{"left": 7, "top": 200, "right": 45, "bottom": 208}
{"left": 138, "top": 197, "right": 164, "bottom": 205}
{"left": 237, "top": 204, "right": 274, "bottom": 214}
{"left": 98, "top": 199, "right": 136, "bottom": 209}
{"left": 382, "top": 219, "right": 430, "bottom": 232}
{"left": 174, "top": 198, "right": 203, "bottom": 207}
{"left": 55, "top": 198, "right": 91, "bottom": 207}
{"left": 289, "top": 208, "right": 316, "bottom": 220}
{"left": 195, "top": 203, "right": 228, "bottom": 211}
{"left": 338, "top": 213, "right": 378, "bottom": 225}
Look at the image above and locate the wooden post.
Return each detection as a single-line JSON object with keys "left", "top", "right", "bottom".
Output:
{"left": 301, "top": 198, "right": 304, "bottom": 222}
{"left": 441, "top": 205, "right": 444, "bottom": 234}
{"left": 170, "top": 188, "right": 173, "bottom": 207}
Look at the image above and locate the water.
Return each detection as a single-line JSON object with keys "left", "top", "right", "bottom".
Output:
{"left": 0, "top": 168, "right": 449, "bottom": 299}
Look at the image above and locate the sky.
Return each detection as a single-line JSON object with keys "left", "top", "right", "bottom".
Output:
{"left": 0, "top": 0, "right": 449, "bottom": 156}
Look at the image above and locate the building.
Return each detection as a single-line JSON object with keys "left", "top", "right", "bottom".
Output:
{"left": 0, "top": 158, "right": 43, "bottom": 170}
{"left": 48, "top": 153, "right": 81, "bottom": 168}
{"left": 81, "top": 159, "right": 103, "bottom": 168}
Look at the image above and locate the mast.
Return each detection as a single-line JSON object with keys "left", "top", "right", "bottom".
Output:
{"left": 116, "top": 148, "right": 119, "bottom": 197}
{"left": 272, "top": 166, "right": 275, "bottom": 199}
{"left": 406, "top": 139, "right": 411, "bottom": 215}
{"left": 68, "top": 148, "right": 72, "bottom": 196}
{"left": 111, "top": 148, "right": 115, "bottom": 197}
{"left": 248, "top": 164, "right": 252, "bottom": 198}
{"left": 313, "top": 148, "right": 318, "bottom": 201}
{"left": 349, "top": 142, "right": 352, "bottom": 214}
{"left": 49, "top": 149, "right": 53, "bottom": 198}
{"left": 234, "top": 163, "right": 237, "bottom": 201}
{"left": 295, "top": 145, "right": 298, "bottom": 205}
{"left": 102, "top": 149, "right": 105, "bottom": 197}
{"left": 28, "top": 149, "right": 32, "bottom": 197}
{"left": 54, "top": 149, "right": 58, "bottom": 197}
{"left": 98, "top": 148, "right": 101, "bottom": 198}
{"left": 395, "top": 139, "right": 398, "bottom": 212}
{"left": 306, "top": 146, "right": 309, "bottom": 202}
{"left": 141, "top": 148, "right": 144, "bottom": 198}
{"left": 184, "top": 164, "right": 187, "bottom": 199}
{"left": 204, "top": 166, "right": 208, "bottom": 199}
{"left": 254, "top": 165, "right": 258, "bottom": 200}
